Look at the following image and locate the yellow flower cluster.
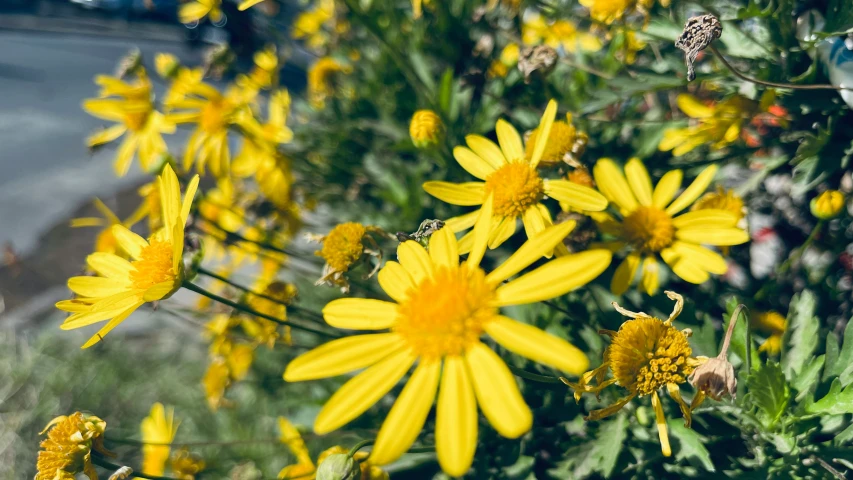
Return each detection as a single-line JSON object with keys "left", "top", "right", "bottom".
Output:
{"left": 36, "top": 412, "right": 108, "bottom": 480}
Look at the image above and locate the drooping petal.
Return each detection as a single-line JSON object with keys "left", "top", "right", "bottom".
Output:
{"left": 397, "top": 241, "right": 433, "bottom": 283}
{"left": 429, "top": 227, "right": 459, "bottom": 269}
{"left": 81, "top": 300, "right": 145, "bottom": 349}
{"left": 610, "top": 253, "right": 640, "bottom": 296}
{"left": 284, "top": 333, "right": 406, "bottom": 381}
{"left": 466, "top": 135, "right": 506, "bottom": 170}
{"left": 377, "top": 261, "right": 415, "bottom": 302}
{"left": 672, "top": 209, "right": 738, "bottom": 229}
{"left": 86, "top": 253, "right": 132, "bottom": 281}
{"left": 593, "top": 158, "right": 638, "bottom": 213}
{"left": 486, "top": 220, "right": 576, "bottom": 284}
{"left": 651, "top": 391, "right": 672, "bottom": 457}
{"left": 528, "top": 100, "right": 557, "bottom": 168}
{"left": 314, "top": 349, "right": 416, "bottom": 434}
{"left": 666, "top": 383, "right": 692, "bottom": 428}
{"left": 495, "top": 119, "right": 525, "bottom": 162}
{"left": 640, "top": 256, "right": 660, "bottom": 295}
{"left": 453, "top": 146, "right": 497, "bottom": 180}
{"left": 624, "top": 158, "right": 653, "bottom": 206}
{"left": 323, "top": 298, "right": 399, "bottom": 330}
{"left": 652, "top": 170, "right": 683, "bottom": 209}
{"left": 422, "top": 181, "right": 486, "bottom": 206}
{"left": 485, "top": 315, "right": 588, "bottom": 374}
{"left": 370, "top": 360, "right": 441, "bottom": 466}
{"left": 467, "top": 194, "right": 494, "bottom": 268}
{"left": 436, "top": 356, "right": 478, "bottom": 477}
{"left": 665, "top": 164, "right": 718, "bottom": 215}
{"left": 543, "top": 179, "right": 608, "bottom": 211}
{"left": 466, "top": 343, "right": 532, "bottom": 438}
{"left": 495, "top": 250, "right": 612, "bottom": 306}
{"left": 675, "top": 227, "right": 749, "bottom": 246}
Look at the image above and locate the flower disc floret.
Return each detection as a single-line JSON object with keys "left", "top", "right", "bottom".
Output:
{"left": 318, "top": 222, "right": 366, "bottom": 272}
{"left": 622, "top": 206, "right": 675, "bottom": 252}
{"left": 484, "top": 162, "right": 544, "bottom": 217}
{"left": 130, "top": 240, "right": 175, "bottom": 290}
{"left": 608, "top": 316, "right": 694, "bottom": 396}
{"left": 394, "top": 264, "right": 496, "bottom": 360}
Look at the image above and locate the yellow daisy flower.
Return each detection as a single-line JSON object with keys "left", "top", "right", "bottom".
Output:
{"left": 579, "top": 0, "right": 669, "bottom": 24}
{"left": 141, "top": 403, "right": 179, "bottom": 477}
{"left": 752, "top": 311, "right": 786, "bottom": 355}
{"left": 71, "top": 198, "right": 141, "bottom": 257}
{"left": 423, "top": 100, "right": 608, "bottom": 254}
{"left": 292, "top": 0, "right": 337, "bottom": 50}
{"left": 56, "top": 164, "right": 199, "bottom": 348}
{"left": 83, "top": 71, "right": 175, "bottom": 176}
{"left": 307, "top": 57, "right": 352, "bottom": 109}
{"left": 166, "top": 82, "right": 253, "bottom": 177}
{"left": 522, "top": 14, "right": 602, "bottom": 53}
{"left": 179, "top": 0, "right": 222, "bottom": 24}
{"left": 565, "top": 292, "right": 703, "bottom": 457}
{"left": 284, "top": 203, "right": 612, "bottom": 476}
{"left": 659, "top": 94, "right": 758, "bottom": 156}
{"left": 592, "top": 157, "right": 749, "bottom": 295}
{"left": 524, "top": 112, "right": 585, "bottom": 166}
{"left": 236, "top": 46, "right": 279, "bottom": 90}
{"left": 36, "top": 412, "right": 108, "bottom": 480}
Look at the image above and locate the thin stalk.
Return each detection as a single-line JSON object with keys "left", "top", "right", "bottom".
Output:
{"left": 194, "top": 214, "right": 297, "bottom": 257}
{"left": 347, "top": 439, "right": 374, "bottom": 458}
{"left": 91, "top": 456, "right": 178, "bottom": 480}
{"left": 406, "top": 445, "right": 436, "bottom": 453}
{"left": 508, "top": 364, "right": 563, "bottom": 384}
{"left": 542, "top": 300, "right": 575, "bottom": 319}
{"left": 104, "top": 436, "right": 300, "bottom": 447}
{"left": 182, "top": 281, "right": 339, "bottom": 339}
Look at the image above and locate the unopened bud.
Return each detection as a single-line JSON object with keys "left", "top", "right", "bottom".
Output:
{"left": 810, "top": 190, "right": 845, "bottom": 220}
{"left": 155, "top": 53, "right": 181, "bottom": 79}
{"left": 316, "top": 453, "right": 360, "bottom": 480}
{"left": 409, "top": 110, "right": 444, "bottom": 149}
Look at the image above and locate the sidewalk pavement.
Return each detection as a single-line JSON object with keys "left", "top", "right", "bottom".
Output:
{"left": 0, "top": 12, "right": 184, "bottom": 42}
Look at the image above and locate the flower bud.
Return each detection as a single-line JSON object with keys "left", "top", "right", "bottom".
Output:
{"left": 810, "top": 190, "right": 845, "bottom": 219}
{"left": 155, "top": 53, "right": 181, "bottom": 79}
{"left": 409, "top": 110, "right": 444, "bottom": 148}
{"left": 316, "top": 453, "right": 360, "bottom": 480}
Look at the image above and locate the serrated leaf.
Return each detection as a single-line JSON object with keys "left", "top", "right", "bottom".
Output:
{"left": 746, "top": 362, "right": 790, "bottom": 428}
{"left": 824, "top": 318, "right": 853, "bottom": 381}
{"left": 792, "top": 355, "right": 824, "bottom": 402}
{"left": 669, "top": 421, "right": 715, "bottom": 472}
{"left": 561, "top": 414, "right": 628, "bottom": 478}
{"left": 781, "top": 291, "right": 819, "bottom": 380}
{"left": 806, "top": 379, "right": 853, "bottom": 415}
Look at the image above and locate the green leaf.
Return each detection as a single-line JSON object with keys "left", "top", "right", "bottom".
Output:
{"left": 824, "top": 318, "right": 853, "bottom": 382}
{"left": 745, "top": 362, "right": 790, "bottom": 428}
{"left": 669, "top": 420, "right": 715, "bottom": 472}
{"left": 781, "top": 291, "right": 819, "bottom": 381}
{"left": 791, "top": 355, "right": 824, "bottom": 402}
{"left": 438, "top": 68, "right": 453, "bottom": 117}
{"left": 556, "top": 414, "right": 628, "bottom": 478}
{"left": 806, "top": 379, "right": 853, "bottom": 415}
{"left": 719, "top": 22, "right": 773, "bottom": 59}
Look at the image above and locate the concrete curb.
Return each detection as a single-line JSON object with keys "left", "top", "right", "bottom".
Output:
{"left": 0, "top": 14, "right": 184, "bottom": 42}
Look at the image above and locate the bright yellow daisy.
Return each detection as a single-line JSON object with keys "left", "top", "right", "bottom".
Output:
{"left": 752, "top": 310, "right": 786, "bottom": 355}
{"left": 592, "top": 158, "right": 749, "bottom": 295}
{"left": 141, "top": 403, "right": 179, "bottom": 477}
{"left": 522, "top": 14, "right": 602, "bottom": 53}
{"left": 307, "top": 57, "right": 352, "bottom": 109}
{"left": 83, "top": 71, "right": 175, "bottom": 176}
{"left": 423, "top": 100, "right": 608, "bottom": 255}
{"left": 56, "top": 164, "right": 199, "bottom": 348}
{"left": 179, "top": 0, "right": 222, "bottom": 24}
{"left": 284, "top": 201, "right": 612, "bottom": 476}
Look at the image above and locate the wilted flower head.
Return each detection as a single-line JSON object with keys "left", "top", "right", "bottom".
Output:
{"left": 811, "top": 190, "right": 846, "bottom": 220}
{"left": 690, "top": 304, "right": 747, "bottom": 400}
{"left": 312, "top": 222, "right": 383, "bottom": 292}
{"left": 36, "top": 412, "right": 108, "bottom": 480}
{"left": 409, "top": 110, "right": 444, "bottom": 149}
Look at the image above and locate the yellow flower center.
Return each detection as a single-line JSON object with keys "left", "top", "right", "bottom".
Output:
{"left": 692, "top": 187, "right": 745, "bottom": 220}
{"left": 608, "top": 317, "right": 694, "bottom": 396}
{"left": 317, "top": 222, "right": 366, "bottom": 272}
{"left": 525, "top": 121, "right": 577, "bottom": 165}
{"left": 567, "top": 167, "right": 594, "bottom": 188}
{"left": 125, "top": 110, "right": 150, "bottom": 132}
{"left": 200, "top": 99, "right": 228, "bottom": 132}
{"left": 130, "top": 240, "right": 175, "bottom": 290}
{"left": 622, "top": 206, "right": 675, "bottom": 252}
{"left": 484, "top": 162, "right": 544, "bottom": 217}
{"left": 395, "top": 264, "right": 496, "bottom": 360}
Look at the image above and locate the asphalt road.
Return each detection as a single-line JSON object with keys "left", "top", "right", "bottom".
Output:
{"left": 0, "top": 29, "right": 204, "bottom": 254}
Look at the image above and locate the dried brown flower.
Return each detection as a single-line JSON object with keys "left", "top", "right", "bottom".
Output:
{"left": 676, "top": 14, "right": 723, "bottom": 81}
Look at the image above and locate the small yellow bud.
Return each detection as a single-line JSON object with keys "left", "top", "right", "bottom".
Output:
{"left": 810, "top": 190, "right": 845, "bottom": 220}
{"left": 155, "top": 53, "right": 181, "bottom": 79}
{"left": 316, "top": 453, "right": 360, "bottom": 480}
{"left": 409, "top": 110, "right": 444, "bottom": 148}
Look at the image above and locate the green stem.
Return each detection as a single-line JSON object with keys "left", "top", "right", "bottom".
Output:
{"left": 91, "top": 456, "right": 178, "bottom": 480}
{"left": 194, "top": 214, "right": 298, "bottom": 257}
{"left": 182, "top": 281, "right": 339, "bottom": 339}
{"left": 709, "top": 44, "right": 851, "bottom": 90}
{"left": 406, "top": 445, "right": 436, "bottom": 453}
{"left": 508, "top": 365, "right": 563, "bottom": 384}
{"left": 347, "top": 439, "right": 374, "bottom": 458}
{"left": 542, "top": 300, "right": 575, "bottom": 319}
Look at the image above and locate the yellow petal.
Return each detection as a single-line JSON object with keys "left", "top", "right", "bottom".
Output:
{"left": 521, "top": 207, "right": 548, "bottom": 245}
{"left": 488, "top": 216, "right": 517, "bottom": 249}
{"left": 238, "top": 0, "right": 265, "bottom": 10}
{"left": 677, "top": 94, "right": 714, "bottom": 118}
{"left": 640, "top": 256, "right": 660, "bottom": 295}
{"left": 453, "top": 146, "right": 496, "bottom": 180}
{"left": 143, "top": 281, "right": 177, "bottom": 302}
{"left": 81, "top": 300, "right": 144, "bottom": 349}
{"left": 593, "top": 158, "right": 638, "bottom": 213}
{"left": 456, "top": 229, "right": 475, "bottom": 255}
{"left": 111, "top": 226, "right": 148, "bottom": 262}
{"left": 529, "top": 100, "right": 557, "bottom": 168}
{"left": 495, "top": 250, "right": 612, "bottom": 306}
{"left": 666, "top": 382, "right": 692, "bottom": 428}
{"left": 495, "top": 119, "right": 525, "bottom": 162}
{"left": 86, "top": 253, "right": 132, "bottom": 281}
{"left": 436, "top": 356, "right": 478, "bottom": 477}
{"left": 466, "top": 135, "right": 506, "bottom": 170}
{"left": 485, "top": 315, "right": 588, "bottom": 375}
{"left": 284, "top": 333, "right": 405, "bottom": 381}
{"left": 624, "top": 158, "right": 653, "bottom": 206}
{"left": 113, "top": 134, "right": 139, "bottom": 177}
{"left": 314, "top": 349, "right": 415, "bottom": 434}
{"left": 377, "top": 261, "right": 415, "bottom": 302}
{"left": 179, "top": 2, "right": 211, "bottom": 23}
{"left": 159, "top": 164, "right": 181, "bottom": 239}
{"left": 467, "top": 194, "right": 494, "bottom": 268}
{"left": 67, "top": 276, "right": 127, "bottom": 298}
{"left": 651, "top": 391, "right": 672, "bottom": 457}
{"left": 322, "top": 298, "right": 399, "bottom": 330}
{"left": 397, "top": 241, "right": 433, "bottom": 284}
{"left": 429, "top": 226, "right": 459, "bottom": 268}
{"left": 86, "top": 124, "right": 127, "bottom": 147}
{"left": 486, "top": 220, "right": 576, "bottom": 284}
{"left": 672, "top": 209, "right": 738, "bottom": 229}
{"left": 665, "top": 164, "right": 718, "bottom": 215}
{"left": 610, "top": 253, "right": 640, "bottom": 296}
{"left": 370, "top": 360, "right": 441, "bottom": 466}
{"left": 278, "top": 417, "right": 313, "bottom": 466}
{"left": 181, "top": 175, "right": 201, "bottom": 226}
{"left": 543, "top": 179, "right": 608, "bottom": 211}
{"left": 670, "top": 241, "right": 728, "bottom": 275}
{"left": 423, "top": 181, "right": 485, "bottom": 206}
{"left": 652, "top": 170, "right": 683, "bottom": 209}
{"left": 675, "top": 227, "right": 749, "bottom": 246}
{"left": 445, "top": 210, "right": 480, "bottom": 232}
{"left": 661, "top": 248, "right": 710, "bottom": 284}
{"left": 466, "top": 343, "right": 531, "bottom": 438}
